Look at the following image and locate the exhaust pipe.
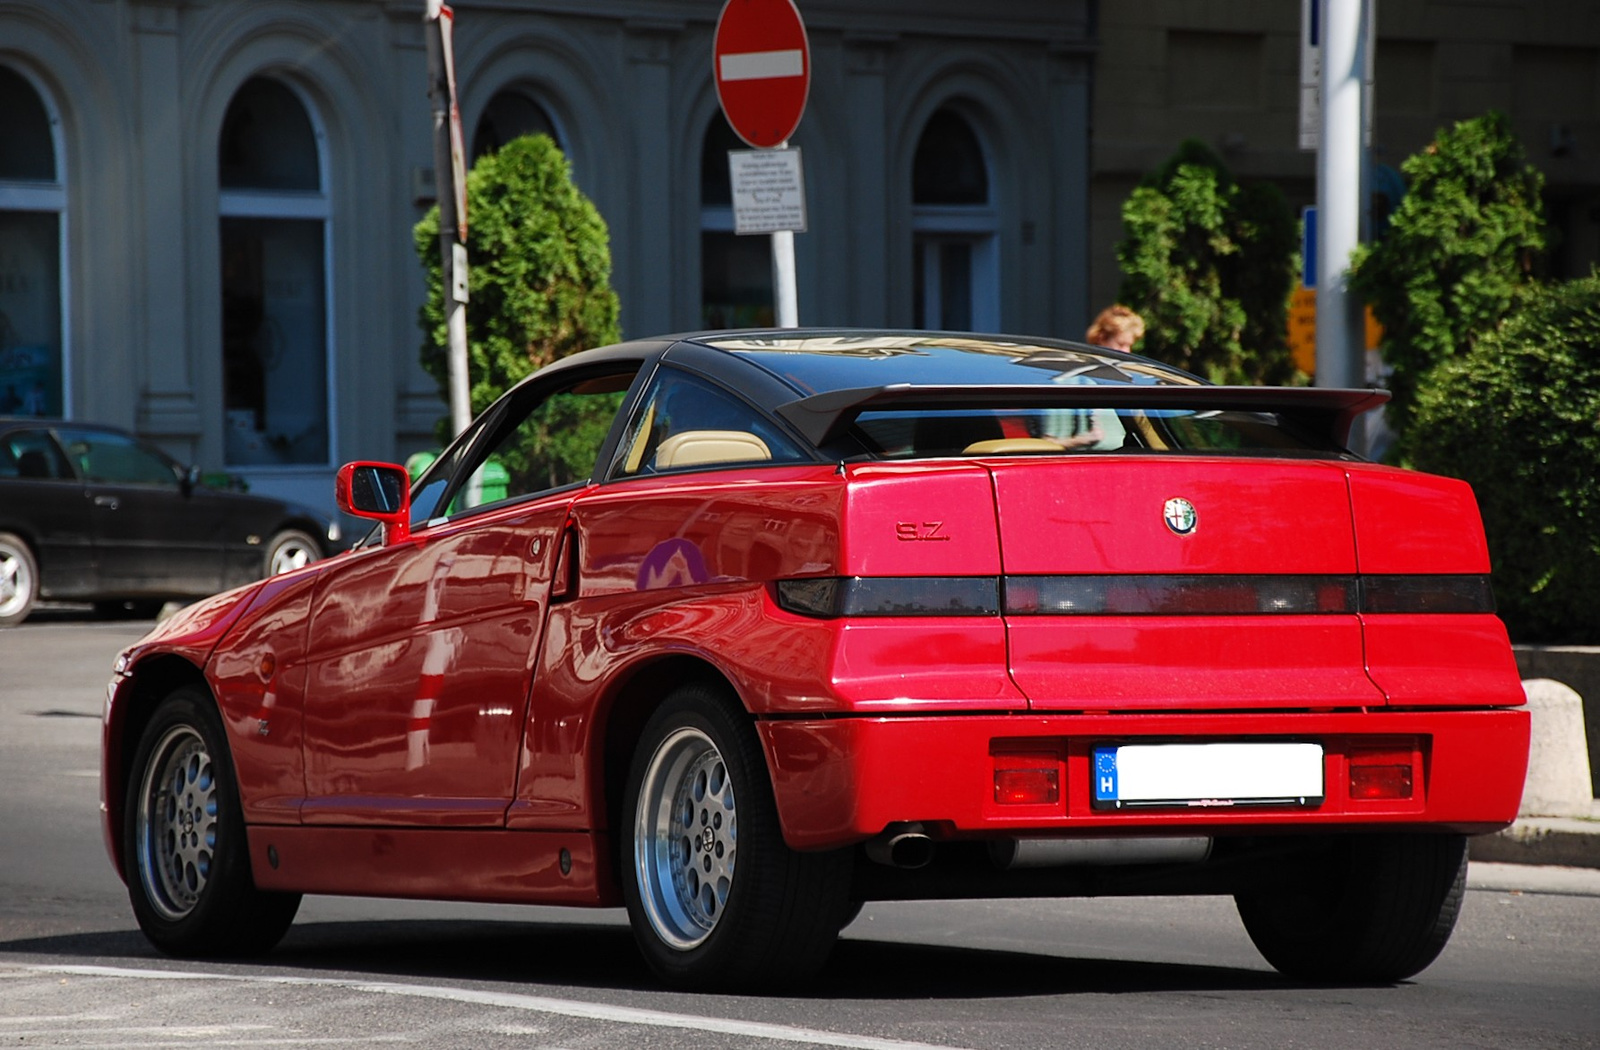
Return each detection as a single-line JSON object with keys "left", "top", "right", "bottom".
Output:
{"left": 990, "top": 835, "right": 1212, "bottom": 869}
{"left": 865, "top": 822, "right": 936, "bottom": 869}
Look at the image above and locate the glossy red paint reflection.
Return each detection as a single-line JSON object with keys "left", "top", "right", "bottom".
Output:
{"left": 102, "top": 437, "right": 1531, "bottom": 910}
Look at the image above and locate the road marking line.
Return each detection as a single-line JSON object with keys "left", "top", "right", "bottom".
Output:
{"left": 720, "top": 49, "right": 804, "bottom": 81}
{"left": 34, "top": 965, "right": 973, "bottom": 1050}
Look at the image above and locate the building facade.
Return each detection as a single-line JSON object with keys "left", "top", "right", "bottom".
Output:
{"left": 0, "top": 0, "right": 1093, "bottom": 513}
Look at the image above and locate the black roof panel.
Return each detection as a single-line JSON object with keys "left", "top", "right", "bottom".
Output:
{"left": 688, "top": 330, "right": 1203, "bottom": 395}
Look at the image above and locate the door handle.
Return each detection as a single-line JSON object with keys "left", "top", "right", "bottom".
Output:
{"left": 93, "top": 495, "right": 120, "bottom": 510}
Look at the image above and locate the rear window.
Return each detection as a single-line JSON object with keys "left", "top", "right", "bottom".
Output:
{"left": 854, "top": 406, "right": 1345, "bottom": 459}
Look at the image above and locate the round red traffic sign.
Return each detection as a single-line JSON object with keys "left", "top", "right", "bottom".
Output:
{"left": 713, "top": 0, "right": 811, "bottom": 149}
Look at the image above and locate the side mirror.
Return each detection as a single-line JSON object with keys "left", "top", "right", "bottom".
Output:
{"left": 180, "top": 464, "right": 201, "bottom": 496}
{"left": 336, "top": 462, "right": 412, "bottom": 544}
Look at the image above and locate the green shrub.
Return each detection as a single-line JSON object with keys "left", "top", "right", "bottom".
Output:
{"left": 1350, "top": 112, "right": 1546, "bottom": 433}
{"left": 1116, "top": 139, "right": 1299, "bottom": 385}
{"left": 1408, "top": 276, "right": 1600, "bottom": 643}
{"left": 414, "top": 134, "right": 621, "bottom": 427}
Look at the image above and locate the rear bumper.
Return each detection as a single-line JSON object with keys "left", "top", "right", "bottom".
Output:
{"left": 758, "top": 708, "right": 1529, "bottom": 850}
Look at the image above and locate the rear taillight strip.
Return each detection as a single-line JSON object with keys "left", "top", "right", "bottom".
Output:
{"left": 776, "top": 576, "right": 1000, "bottom": 618}
{"left": 776, "top": 574, "right": 1493, "bottom": 618}
{"left": 1006, "top": 574, "right": 1357, "bottom": 616}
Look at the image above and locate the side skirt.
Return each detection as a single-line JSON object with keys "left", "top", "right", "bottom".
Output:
{"left": 247, "top": 826, "right": 619, "bottom": 907}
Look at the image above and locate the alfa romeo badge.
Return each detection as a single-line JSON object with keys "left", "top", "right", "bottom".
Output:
{"left": 1163, "top": 497, "right": 1198, "bottom": 535}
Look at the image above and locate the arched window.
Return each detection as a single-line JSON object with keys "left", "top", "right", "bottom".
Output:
{"left": 472, "top": 90, "right": 560, "bottom": 161}
{"left": 218, "top": 77, "right": 330, "bottom": 466}
{"left": 0, "top": 66, "right": 67, "bottom": 418}
{"left": 911, "top": 108, "right": 998, "bottom": 331}
{"left": 699, "top": 112, "right": 773, "bottom": 329}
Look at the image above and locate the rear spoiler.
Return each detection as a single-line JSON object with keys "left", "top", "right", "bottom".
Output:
{"left": 775, "top": 384, "right": 1391, "bottom": 449}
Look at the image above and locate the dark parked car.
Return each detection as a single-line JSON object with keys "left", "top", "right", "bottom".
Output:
{"left": 0, "top": 419, "right": 339, "bottom": 626}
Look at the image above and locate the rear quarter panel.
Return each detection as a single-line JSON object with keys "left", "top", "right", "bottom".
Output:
{"left": 1347, "top": 464, "right": 1522, "bottom": 707}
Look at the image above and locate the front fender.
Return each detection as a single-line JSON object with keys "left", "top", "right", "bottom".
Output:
{"left": 100, "top": 582, "right": 266, "bottom": 881}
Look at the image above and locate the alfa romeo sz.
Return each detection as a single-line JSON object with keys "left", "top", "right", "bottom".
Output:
{"left": 101, "top": 331, "right": 1529, "bottom": 990}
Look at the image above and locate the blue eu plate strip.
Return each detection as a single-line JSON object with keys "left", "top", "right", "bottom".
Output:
{"left": 1093, "top": 746, "right": 1119, "bottom": 802}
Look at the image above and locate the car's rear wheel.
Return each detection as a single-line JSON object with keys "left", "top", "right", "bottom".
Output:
{"left": 622, "top": 682, "right": 852, "bottom": 991}
{"left": 265, "top": 529, "right": 320, "bottom": 576}
{"left": 124, "top": 685, "right": 300, "bottom": 956}
{"left": 0, "top": 532, "right": 38, "bottom": 628}
{"left": 1235, "top": 832, "right": 1468, "bottom": 983}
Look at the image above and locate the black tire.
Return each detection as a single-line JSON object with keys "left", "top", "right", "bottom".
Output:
{"left": 622, "top": 682, "right": 853, "bottom": 991}
{"left": 123, "top": 685, "right": 300, "bottom": 956}
{"left": 264, "top": 529, "right": 321, "bottom": 577}
{"left": 1235, "top": 832, "right": 1468, "bottom": 983}
{"left": 0, "top": 531, "right": 38, "bottom": 628}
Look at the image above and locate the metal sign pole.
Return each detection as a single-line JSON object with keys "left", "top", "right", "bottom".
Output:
{"left": 424, "top": 0, "right": 472, "bottom": 439}
{"left": 771, "top": 228, "right": 798, "bottom": 328}
{"left": 770, "top": 144, "right": 799, "bottom": 328}
{"left": 1314, "top": 0, "right": 1367, "bottom": 396}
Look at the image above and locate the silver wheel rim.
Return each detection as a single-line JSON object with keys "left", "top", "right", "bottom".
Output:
{"left": 0, "top": 542, "right": 33, "bottom": 619}
{"left": 633, "top": 726, "right": 737, "bottom": 951}
{"left": 268, "top": 538, "right": 313, "bottom": 575}
{"left": 135, "top": 725, "right": 218, "bottom": 921}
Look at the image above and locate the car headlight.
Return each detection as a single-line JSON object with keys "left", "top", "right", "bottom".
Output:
{"left": 326, "top": 521, "right": 342, "bottom": 544}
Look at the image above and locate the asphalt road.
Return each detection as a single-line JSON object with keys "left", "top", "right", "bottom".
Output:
{"left": 2, "top": 610, "right": 1598, "bottom": 1049}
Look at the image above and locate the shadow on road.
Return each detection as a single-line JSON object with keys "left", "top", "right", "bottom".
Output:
{"left": 0, "top": 918, "right": 1301, "bottom": 998}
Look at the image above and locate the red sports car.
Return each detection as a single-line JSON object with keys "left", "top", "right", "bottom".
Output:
{"left": 101, "top": 330, "right": 1529, "bottom": 990}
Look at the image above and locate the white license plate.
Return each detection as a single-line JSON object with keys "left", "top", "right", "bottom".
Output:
{"left": 1092, "top": 742, "right": 1325, "bottom": 808}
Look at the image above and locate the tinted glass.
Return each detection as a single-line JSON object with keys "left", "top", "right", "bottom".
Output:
{"left": 472, "top": 96, "right": 559, "bottom": 161}
{"left": 414, "top": 369, "right": 636, "bottom": 526}
{"left": 218, "top": 77, "right": 319, "bottom": 191}
{"left": 611, "top": 368, "right": 807, "bottom": 477}
{"left": 221, "top": 217, "right": 328, "bottom": 465}
{"left": 0, "top": 67, "right": 55, "bottom": 181}
{"left": 0, "top": 430, "right": 70, "bottom": 479}
{"left": 913, "top": 109, "right": 987, "bottom": 205}
{"left": 710, "top": 335, "right": 1199, "bottom": 393}
{"left": 702, "top": 336, "right": 1339, "bottom": 459}
{"left": 855, "top": 407, "right": 1336, "bottom": 458}
{"left": 55, "top": 429, "right": 179, "bottom": 485}
{"left": 0, "top": 211, "right": 64, "bottom": 417}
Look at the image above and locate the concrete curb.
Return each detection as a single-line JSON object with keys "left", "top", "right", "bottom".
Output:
{"left": 1470, "top": 815, "right": 1600, "bottom": 869}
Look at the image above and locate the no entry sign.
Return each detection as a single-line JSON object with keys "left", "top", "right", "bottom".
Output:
{"left": 713, "top": 0, "right": 811, "bottom": 149}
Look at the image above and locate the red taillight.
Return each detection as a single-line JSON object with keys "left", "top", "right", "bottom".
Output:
{"left": 1348, "top": 742, "right": 1417, "bottom": 800}
{"left": 993, "top": 750, "right": 1061, "bottom": 805}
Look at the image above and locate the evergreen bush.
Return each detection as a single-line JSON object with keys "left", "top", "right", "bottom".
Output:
{"left": 1116, "top": 139, "right": 1299, "bottom": 385}
{"left": 414, "top": 134, "right": 621, "bottom": 427}
{"left": 1408, "top": 275, "right": 1600, "bottom": 643}
{"left": 1350, "top": 112, "right": 1546, "bottom": 433}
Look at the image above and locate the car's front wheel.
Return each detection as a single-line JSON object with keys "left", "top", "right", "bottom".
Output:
{"left": 0, "top": 531, "right": 38, "bottom": 628}
{"left": 622, "top": 682, "right": 852, "bottom": 991}
{"left": 124, "top": 685, "right": 300, "bottom": 956}
{"left": 265, "top": 529, "right": 321, "bottom": 576}
{"left": 1235, "top": 832, "right": 1468, "bottom": 983}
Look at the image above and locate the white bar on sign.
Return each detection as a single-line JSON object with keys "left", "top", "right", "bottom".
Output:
{"left": 720, "top": 49, "right": 804, "bottom": 82}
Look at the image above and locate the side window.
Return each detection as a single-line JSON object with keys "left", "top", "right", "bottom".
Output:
{"left": 55, "top": 429, "right": 179, "bottom": 486}
{"left": 1, "top": 430, "right": 71, "bottom": 479}
{"left": 611, "top": 369, "right": 808, "bottom": 477}
{"left": 414, "top": 369, "right": 636, "bottom": 527}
